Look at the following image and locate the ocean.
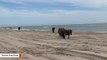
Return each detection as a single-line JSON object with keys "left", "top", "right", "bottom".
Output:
{"left": 12, "top": 23, "right": 107, "bottom": 32}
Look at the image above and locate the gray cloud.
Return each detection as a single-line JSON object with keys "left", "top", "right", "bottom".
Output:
{"left": 0, "top": 7, "right": 107, "bottom": 25}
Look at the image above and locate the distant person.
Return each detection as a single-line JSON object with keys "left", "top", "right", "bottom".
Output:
{"left": 9, "top": 27, "right": 12, "bottom": 29}
{"left": 52, "top": 27, "right": 55, "bottom": 33}
{"left": 18, "top": 27, "right": 21, "bottom": 31}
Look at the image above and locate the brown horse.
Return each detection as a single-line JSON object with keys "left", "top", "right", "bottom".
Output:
{"left": 58, "top": 28, "right": 65, "bottom": 38}
{"left": 63, "top": 29, "right": 72, "bottom": 39}
{"left": 58, "top": 28, "right": 72, "bottom": 39}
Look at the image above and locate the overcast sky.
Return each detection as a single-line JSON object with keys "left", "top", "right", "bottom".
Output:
{"left": 0, "top": 0, "right": 107, "bottom": 26}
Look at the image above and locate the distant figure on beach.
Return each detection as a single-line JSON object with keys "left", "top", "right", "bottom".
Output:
{"left": 52, "top": 27, "right": 55, "bottom": 33}
{"left": 18, "top": 27, "right": 21, "bottom": 31}
{"left": 9, "top": 27, "right": 12, "bottom": 30}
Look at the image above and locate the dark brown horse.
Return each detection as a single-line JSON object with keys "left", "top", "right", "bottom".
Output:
{"left": 58, "top": 28, "right": 65, "bottom": 38}
{"left": 63, "top": 29, "right": 72, "bottom": 39}
{"left": 58, "top": 28, "right": 72, "bottom": 39}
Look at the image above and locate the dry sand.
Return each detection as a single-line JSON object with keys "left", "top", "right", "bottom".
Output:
{"left": 0, "top": 30, "right": 107, "bottom": 60}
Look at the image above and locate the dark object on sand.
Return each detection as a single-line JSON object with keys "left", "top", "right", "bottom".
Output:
{"left": 58, "top": 28, "right": 72, "bottom": 39}
{"left": 9, "top": 27, "right": 12, "bottom": 29}
{"left": 18, "top": 27, "right": 21, "bottom": 31}
{"left": 52, "top": 27, "right": 55, "bottom": 33}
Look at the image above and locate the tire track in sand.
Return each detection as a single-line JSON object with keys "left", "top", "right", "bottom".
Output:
{"left": 17, "top": 38, "right": 107, "bottom": 60}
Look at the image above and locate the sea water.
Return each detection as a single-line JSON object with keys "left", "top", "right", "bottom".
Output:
{"left": 13, "top": 23, "right": 107, "bottom": 32}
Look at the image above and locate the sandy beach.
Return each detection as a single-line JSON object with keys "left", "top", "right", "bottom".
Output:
{"left": 0, "top": 30, "right": 107, "bottom": 60}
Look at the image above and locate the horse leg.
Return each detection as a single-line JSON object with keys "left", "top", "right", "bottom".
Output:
{"left": 68, "top": 35, "right": 69, "bottom": 39}
{"left": 62, "top": 34, "right": 65, "bottom": 39}
{"left": 59, "top": 33, "right": 61, "bottom": 37}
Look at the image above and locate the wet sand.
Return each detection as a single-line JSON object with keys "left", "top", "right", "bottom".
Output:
{"left": 0, "top": 30, "right": 107, "bottom": 60}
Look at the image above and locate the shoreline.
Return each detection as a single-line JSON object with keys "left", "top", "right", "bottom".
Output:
{"left": 1, "top": 28, "right": 107, "bottom": 34}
